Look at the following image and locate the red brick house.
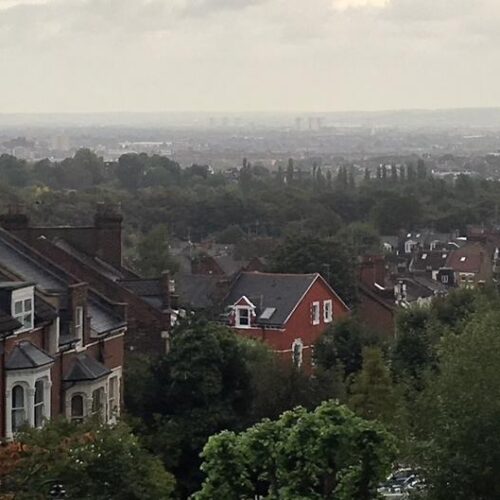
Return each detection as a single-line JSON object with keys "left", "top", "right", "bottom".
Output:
{"left": 223, "top": 272, "right": 349, "bottom": 369}
{"left": 0, "top": 226, "right": 125, "bottom": 440}
{"left": 445, "top": 242, "right": 493, "bottom": 288}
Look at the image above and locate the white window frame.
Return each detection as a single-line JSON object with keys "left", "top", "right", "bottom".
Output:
{"left": 323, "top": 299, "right": 333, "bottom": 323}
{"left": 311, "top": 301, "right": 320, "bottom": 325}
{"left": 442, "top": 275, "right": 449, "bottom": 284}
{"left": 6, "top": 368, "right": 52, "bottom": 439}
{"left": 235, "top": 307, "right": 252, "bottom": 329}
{"left": 11, "top": 287, "right": 34, "bottom": 333}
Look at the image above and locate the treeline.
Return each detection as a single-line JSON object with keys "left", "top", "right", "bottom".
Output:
{"left": 1, "top": 150, "right": 500, "bottom": 243}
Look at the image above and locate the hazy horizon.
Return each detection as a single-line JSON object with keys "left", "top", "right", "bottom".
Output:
{"left": 2, "top": 0, "right": 500, "bottom": 114}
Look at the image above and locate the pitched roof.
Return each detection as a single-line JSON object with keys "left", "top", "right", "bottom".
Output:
{"left": 119, "top": 279, "right": 164, "bottom": 310}
{"left": 446, "top": 243, "right": 488, "bottom": 273}
{"left": 5, "top": 341, "right": 54, "bottom": 370}
{"left": 64, "top": 353, "right": 111, "bottom": 382}
{"left": 224, "top": 272, "right": 319, "bottom": 326}
{"left": 176, "top": 273, "right": 221, "bottom": 309}
{"left": 411, "top": 250, "right": 450, "bottom": 272}
{"left": 88, "top": 297, "right": 127, "bottom": 335}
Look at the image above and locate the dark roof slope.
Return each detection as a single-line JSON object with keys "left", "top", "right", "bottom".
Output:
{"left": 0, "top": 309, "right": 21, "bottom": 334}
{"left": 5, "top": 341, "right": 54, "bottom": 370}
{"left": 64, "top": 353, "right": 111, "bottom": 382}
{"left": 224, "top": 272, "right": 318, "bottom": 326}
{"left": 176, "top": 273, "right": 222, "bottom": 309}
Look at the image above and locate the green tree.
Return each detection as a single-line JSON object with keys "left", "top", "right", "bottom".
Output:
{"left": 348, "top": 347, "right": 395, "bottom": 424}
{"left": 129, "top": 320, "right": 262, "bottom": 496}
{"left": 269, "top": 235, "right": 356, "bottom": 305}
{"left": 414, "top": 311, "right": 500, "bottom": 499}
{"left": 135, "top": 224, "right": 179, "bottom": 277}
{"left": 195, "top": 400, "right": 396, "bottom": 500}
{"left": 0, "top": 419, "right": 175, "bottom": 500}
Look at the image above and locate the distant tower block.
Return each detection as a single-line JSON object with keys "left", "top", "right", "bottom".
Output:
{"left": 308, "top": 117, "right": 314, "bottom": 130}
{"left": 295, "top": 117, "right": 302, "bottom": 130}
{"left": 317, "top": 117, "right": 323, "bottom": 129}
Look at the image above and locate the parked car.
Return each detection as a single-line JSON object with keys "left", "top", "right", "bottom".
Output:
{"left": 378, "top": 467, "right": 425, "bottom": 498}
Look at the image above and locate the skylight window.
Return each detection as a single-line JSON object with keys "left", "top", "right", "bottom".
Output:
{"left": 460, "top": 256, "right": 467, "bottom": 262}
{"left": 422, "top": 253, "right": 428, "bottom": 260}
{"left": 260, "top": 307, "right": 276, "bottom": 320}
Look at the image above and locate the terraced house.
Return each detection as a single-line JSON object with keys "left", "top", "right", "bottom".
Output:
{"left": 0, "top": 226, "right": 125, "bottom": 439}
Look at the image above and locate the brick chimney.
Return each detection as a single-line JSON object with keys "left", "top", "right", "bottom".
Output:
{"left": 359, "top": 255, "right": 386, "bottom": 287}
{"left": 94, "top": 203, "right": 123, "bottom": 268}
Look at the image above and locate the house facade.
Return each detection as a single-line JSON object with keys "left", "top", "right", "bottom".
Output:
{"left": 223, "top": 272, "right": 349, "bottom": 369}
{"left": 0, "top": 227, "right": 125, "bottom": 440}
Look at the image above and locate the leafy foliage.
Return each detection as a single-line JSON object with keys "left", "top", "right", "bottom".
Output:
{"left": 0, "top": 419, "right": 175, "bottom": 500}
{"left": 195, "top": 400, "right": 396, "bottom": 500}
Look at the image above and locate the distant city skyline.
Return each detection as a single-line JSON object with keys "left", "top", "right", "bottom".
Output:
{"left": 1, "top": 0, "right": 500, "bottom": 113}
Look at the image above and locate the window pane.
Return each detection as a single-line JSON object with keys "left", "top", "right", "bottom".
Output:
{"left": 71, "top": 395, "right": 84, "bottom": 418}
{"left": 35, "top": 380, "right": 44, "bottom": 404}
{"left": 24, "top": 298, "right": 33, "bottom": 311}
{"left": 12, "top": 385, "right": 24, "bottom": 408}
{"left": 34, "top": 403, "right": 44, "bottom": 428}
{"left": 12, "top": 409, "right": 25, "bottom": 432}
{"left": 14, "top": 301, "right": 22, "bottom": 314}
{"left": 23, "top": 314, "right": 33, "bottom": 329}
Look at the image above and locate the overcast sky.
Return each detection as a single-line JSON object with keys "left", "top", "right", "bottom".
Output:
{"left": 1, "top": 0, "right": 499, "bottom": 113}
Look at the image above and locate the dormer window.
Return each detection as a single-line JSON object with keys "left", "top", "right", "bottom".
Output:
{"left": 10, "top": 285, "right": 35, "bottom": 333}
{"left": 235, "top": 307, "right": 251, "bottom": 328}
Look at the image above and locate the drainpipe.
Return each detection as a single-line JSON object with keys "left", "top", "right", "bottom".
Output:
{"left": 1, "top": 337, "right": 5, "bottom": 438}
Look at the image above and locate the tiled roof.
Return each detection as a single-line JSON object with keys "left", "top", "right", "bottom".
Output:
{"left": 88, "top": 297, "right": 126, "bottom": 335}
{"left": 0, "top": 229, "right": 66, "bottom": 292}
{"left": 64, "top": 353, "right": 111, "bottom": 382}
{"left": 119, "top": 279, "right": 162, "bottom": 297}
{"left": 411, "top": 250, "right": 449, "bottom": 272}
{"left": 5, "top": 341, "right": 54, "bottom": 370}
{"left": 446, "top": 243, "right": 488, "bottom": 273}
{"left": 176, "top": 273, "right": 221, "bottom": 309}
{"left": 224, "top": 272, "right": 319, "bottom": 326}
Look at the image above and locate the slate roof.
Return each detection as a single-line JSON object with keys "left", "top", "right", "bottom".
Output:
{"left": 0, "top": 230, "right": 65, "bottom": 292}
{"left": 224, "top": 272, "right": 319, "bottom": 326}
{"left": 119, "top": 279, "right": 164, "bottom": 310}
{"left": 0, "top": 309, "right": 21, "bottom": 334}
{"left": 35, "top": 295, "right": 58, "bottom": 324}
{"left": 64, "top": 353, "right": 111, "bottom": 382}
{"left": 5, "top": 341, "right": 54, "bottom": 370}
{"left": 88, "top": 297, "right": 127, "bottom": 335}
{"left": 176, "top": 273, "right": 221, "bottom": 309}
{"left": 411, "top": 250, "right": 450, "bottom": 272}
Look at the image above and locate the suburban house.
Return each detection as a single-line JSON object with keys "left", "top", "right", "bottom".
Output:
{"left": 0, "top": 226, "right": 125, "bottom": 439}
{"left": 357, "top": 255, "right": 448, "bottom": 338}
{"left": 0, "top": 204, "right": 175, "bottom": 357}
{"left": 445, "top": 242, "right": 493, "bottom": 288}
{"left": 222, "top": 272, "right": 350, "bottom": 369}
